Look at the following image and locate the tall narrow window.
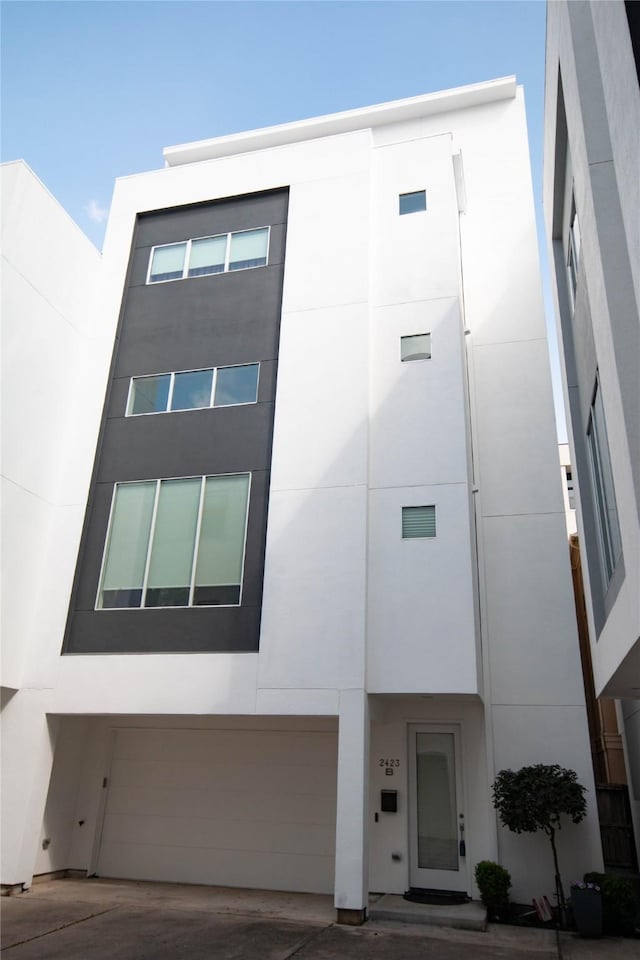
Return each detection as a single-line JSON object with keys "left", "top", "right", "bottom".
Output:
{"left": 587, "top": 377, "right": 622, "bottom": 585}
{"left": 194, "top": 474, "right": 250, "bottom": 605}
{"left": 97, "top": 474, "right": 250, "bottom": 609}
{"left": 99, "top": 482, "right": 156, "bottom": 608}
{"left": 567, "top": 197, "right": 581, "bottom": 305}
{"left": 402, "top": 506, "right": 436, "bottom": 539}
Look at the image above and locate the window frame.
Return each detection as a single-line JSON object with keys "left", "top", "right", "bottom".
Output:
{"left": 146, "top": 225, "right": 271, "bottom": 285}
{"left": 95, "top": 472, "right": 252, "bottom": 610}
{"left": 125, "top": 362, "right": 261, "bottom": 417}
{"left": 400, "top": 333, "right": 432, "bottom": 363}
{"left": 401, "top": 505, "right": 437, "bottom": 540}
{"left": 567, "top": 197, "right": 581, "bottom": 307}
{"left": 586, "top": 376, "right": 622, "bottom": 587}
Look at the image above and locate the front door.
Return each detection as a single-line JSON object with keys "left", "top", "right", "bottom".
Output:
{"left": 408, "top": 724, "right": 467, "bottom": 892}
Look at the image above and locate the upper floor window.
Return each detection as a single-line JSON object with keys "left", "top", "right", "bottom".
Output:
{"left": 97, "top": 473, "right": 250, "bottom": 609}
{"left": 587, "top": 376, "right": 622, "bottom": 585}
{"left": 567, "top": 198, "right": 581, "bottom": 305}
{"left": 147, "top": 227, "right": 269, "bottom": 283}
{"left": 401, "top": 333, "right": 431, "bottom": 362}
{"left": 399, "top": 191, "right": 426, "bottom": 215}
{"left": 126, "top": 363, "right": 259, "bottom": 416}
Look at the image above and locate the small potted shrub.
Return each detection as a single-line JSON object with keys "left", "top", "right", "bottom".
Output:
{"left": 570, "top": 880, "right": 603, "bottom": 937}
{"left": 583, "top": 872, "right": 638, "bottom": 936}
{"left": 475, "top": 860, "right": 511, "bottom": 920}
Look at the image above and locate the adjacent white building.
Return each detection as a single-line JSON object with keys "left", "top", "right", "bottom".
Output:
{"left": 2, "top": 78, "right": 602, "bottom": 918}
{"left": 543, "top": 0, "right": 640, "bottom": 862}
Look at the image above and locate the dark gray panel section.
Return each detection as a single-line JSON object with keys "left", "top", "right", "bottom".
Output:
{"left": 65, "top": 606, "right": 261, "bottom": 654}
{"left": 98, "top": 404, "right": 274, "bottom": 481}
{"left": 134, "top": 191, "right": 288, "bottom": 252}
{"left": 64, "top": 189, "right": 288, "bottom": 655}
{"left": 114, "top": 266, "right": 285, "bottom": 378}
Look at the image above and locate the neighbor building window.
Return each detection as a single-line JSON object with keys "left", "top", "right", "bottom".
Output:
{"left": 148, "top": 227, "right": 269, "bottom": 283}
{"left": 97, "top": 473, "right": 250, "bottom": 609}
{"left": 127, "top": 363, "right": 259, "bottom": 416}
{"left": 401, "top": 333, "right": 431, "bottom": 361}
{"left": 567, "top": 197, "right": 581, "bottom": 305}
{"left": 399, "top": 191, "right": 427, "bottom": 215}
{"left": 587, "top": 376, "right": 622, "bottom": 585}
{"left": 402, "top": 505, "right": 436, "bottom": 539}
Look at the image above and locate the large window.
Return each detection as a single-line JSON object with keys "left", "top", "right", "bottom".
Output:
{"left": 97, "top": 474, "right": 250, "bottom": 609}
{"left": 127, "top": 363, "right": 259, "bottom": 416}
{"left": 587, "top": 377, "right": 622, "bottom": 585}
{"left": 147, "top": 227, "right": 269, "bottom": 283}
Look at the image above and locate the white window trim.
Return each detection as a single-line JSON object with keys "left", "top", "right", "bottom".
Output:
{"left": 146, "top": 225, "right": 271, "bottom": 285}
{"left": 125, "top": 362, "right": 260, "bottom": 417}
{"left": 95, "top": 471, "right": 252, "bottom": 611}
{"left": 400, "top": 333, "right": 432, "bottom": 363}
{"left": 401, "top": 505, "right": 437, "bottom": 540}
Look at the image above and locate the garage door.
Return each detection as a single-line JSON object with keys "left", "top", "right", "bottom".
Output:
{"left": 96, "top": 727, "right": 338, "bottom": 894}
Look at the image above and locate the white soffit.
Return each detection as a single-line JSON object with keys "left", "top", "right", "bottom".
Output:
{"left": 163, "top": 76, "right": 517, "bottom": 167}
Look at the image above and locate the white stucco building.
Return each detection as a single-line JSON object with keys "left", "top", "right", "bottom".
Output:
{"left": 2, "top": 78, "right": 602, "bottom": 918}
{"left": 543, "top": 0, "right": 640, "bottom": 863}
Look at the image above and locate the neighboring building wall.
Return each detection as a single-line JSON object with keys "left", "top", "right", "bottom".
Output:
{"left": 1, "top": 161, "right": 106, "bottom": 886}
{"left": 544, "top": 0, "right": 640, "bottom": 861}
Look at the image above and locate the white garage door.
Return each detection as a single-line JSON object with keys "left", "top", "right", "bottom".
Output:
{"left": 96, "top": 727, "right": 337, "bottom": 894}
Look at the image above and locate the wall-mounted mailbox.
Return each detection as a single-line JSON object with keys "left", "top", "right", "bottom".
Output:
{"left": 380, "top": 789, "right": 398, "bottom": 813}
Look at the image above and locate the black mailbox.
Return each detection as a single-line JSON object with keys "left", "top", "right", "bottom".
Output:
{"left": 380, "top": 789, "right": 398, "bottom": 813}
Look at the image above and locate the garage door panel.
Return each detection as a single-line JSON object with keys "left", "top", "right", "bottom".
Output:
{"left": 97, "top": 728, "right": 337, "bottom": 894}
{"left": 115, "top": 729, "right": 337, "bottom": 766}
{"left": 105, "top": 784, "right": 337, "bottom": 824}
{"left": 111, "top": 757, "right": 336, "bottom": 796}
{"left": 101, "top": 812, "right": 336, "bottom": 857}
{"left": 98, "top": 841, "right": 335, "bottom": 894}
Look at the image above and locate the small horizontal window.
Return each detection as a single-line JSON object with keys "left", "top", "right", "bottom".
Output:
{"left": 402, "top": 505, "right": 436, "bottom": 539}
{"left": 399, "top": 191, "right": 426, "bottom": 215}
{"left": 401, "top": 333, "right": 431, "bottom": 362}
{"left": 127, "top": 364, "right": 259, "bottom": 416}
{"left": 147, "top": 227, "right": 269, "bottom": 284}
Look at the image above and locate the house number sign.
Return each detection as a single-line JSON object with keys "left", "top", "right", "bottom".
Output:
{"left": 379, "top": 758, "right": 400, "bottom": 776}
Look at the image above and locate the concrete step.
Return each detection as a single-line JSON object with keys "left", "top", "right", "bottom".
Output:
{"left": 368, "top": 894, "right": 487, "bottom": 931}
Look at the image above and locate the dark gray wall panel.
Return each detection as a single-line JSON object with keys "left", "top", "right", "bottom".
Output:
{"left": 113, "top": 268, "right": 284, "bottom": 378}
{"left": 65, "top": 606, "right": 261, "bottom": 654}
{"left": 64, "top": 188, "right": 288, "bottom": 655}
{"left": 98, "top": 404, "right": 274, "bottom": 481}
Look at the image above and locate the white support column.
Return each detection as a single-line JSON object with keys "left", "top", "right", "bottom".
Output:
{"left": 1, "top": 690, "right": 57, "bottom": 890}
{"left": 334, "top": 688, "right": 369, "bottom": 924}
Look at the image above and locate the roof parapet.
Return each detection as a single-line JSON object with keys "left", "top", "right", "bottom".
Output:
{"left": 163, "top": 76, "right": 517, "bottom": 167}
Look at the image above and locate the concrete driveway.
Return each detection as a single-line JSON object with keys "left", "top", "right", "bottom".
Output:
{"left": 1, "top": 878, "right": 637, "bottom": 960}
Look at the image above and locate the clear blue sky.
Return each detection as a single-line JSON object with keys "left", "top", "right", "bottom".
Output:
{"left": 1, "top": 0, "right": 565, "bottom": 437}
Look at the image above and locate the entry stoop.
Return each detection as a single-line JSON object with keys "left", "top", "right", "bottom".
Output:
{"left": 368, "top": 894, "right": 487, "bottom": 931}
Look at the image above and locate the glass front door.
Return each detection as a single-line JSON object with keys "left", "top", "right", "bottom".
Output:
{"left": 408, "top": 724, "right": 467, "bottom": 891}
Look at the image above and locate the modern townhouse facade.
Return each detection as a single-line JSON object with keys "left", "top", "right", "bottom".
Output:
{"left": 2, "top": 78, "right": 602, "bottom": 917}
{"left": 543, "top": 0, "right": 640, "bottom": 863}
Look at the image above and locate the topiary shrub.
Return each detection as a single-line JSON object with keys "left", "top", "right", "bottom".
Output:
{"left": 475, "top": 860, "right": 511, "bottom": 916}
{"left": 583, "top": 872, "right": 638, "bottom": 935}
{"left": 492, "top": 764, "right": 586, "bottom": 923}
